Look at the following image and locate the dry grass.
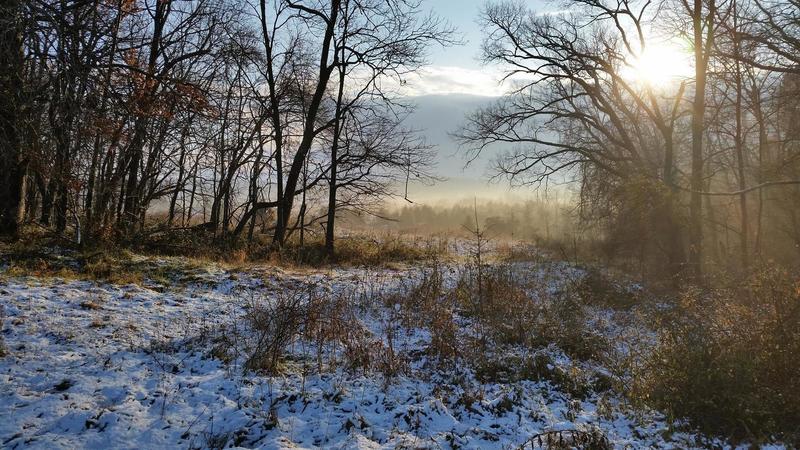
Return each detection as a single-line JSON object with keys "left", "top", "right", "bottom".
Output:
{"left": 277, "top": 233, "right": 448, "bottom": 267}
{"left": 0, "top": 239, "right": 221, "bottom": 287}
{"left": 0, "top": 305, "right": 6, "bottom": 358}
{"left": 243, "top": 289, "right": 308, "bottom": 374}
{"left": 133, "top": 226, "right": 449, "bottom": 268}
{"left": 451, "top": 263, "right": 607, "bottom": 362}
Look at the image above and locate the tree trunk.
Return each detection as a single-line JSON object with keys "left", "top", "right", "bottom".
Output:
{"left": 326, "top": 45, "right": 348, "bottom": 258}
{"left": 168, "top": 127, "right": 189, "bottom": 226}
{"left": 688, "top": 0, "right": 714, "bottom": 280}
{"left": 0, "top": 0, "right": 25, "bottom": 236}
{"left": 751, "top": 82, "right": 768, "bottom": 259}
{"left": 732, "top": 0, "right": 749, "bottom": 269}
{"left": 661, "top": 123, "right": 685, "bottom": 283}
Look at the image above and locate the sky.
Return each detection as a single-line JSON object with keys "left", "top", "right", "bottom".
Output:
{"left": 416, "top": 0, "right": 503, "bottom": 96}
{"left": 401, "top": 0, "right": 692, "bottom": 204}
{"left": 396, "top": 0, "right": 552, "bottom": 202}
{"left": 404, "top": 0, "right": 504, "bottom": 97}
{"left": 400, "top": 0, "right": 550, "bottom": 97}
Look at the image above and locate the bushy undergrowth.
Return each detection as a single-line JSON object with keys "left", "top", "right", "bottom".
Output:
{"left": 574, "top": 268, "right": 640, "bottom": 310}
{"left": 133, "top": 228, "right": 450, "bottom": 267}
{"left": 635, "top": 266, "right": 800, "bottom": 444}
{"left": 132, "top": 224, "right": 449, "bottom": 267}
{"left": 452, "top": 264, "right": 606, "bottom": 362}
{"left": 215, "top": 283, "right": 407, "bottom": 379}
{"left": 0, "top": 243, "right": 211, "bottom": 286}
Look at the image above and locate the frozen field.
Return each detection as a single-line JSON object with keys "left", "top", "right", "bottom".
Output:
{"left": 0, "top": 254, "right": 784, "bottom": 449}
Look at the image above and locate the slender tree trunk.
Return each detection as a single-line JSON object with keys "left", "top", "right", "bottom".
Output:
{"left": 186, "top": 162, "right": 199, "bottom": 226}
{"left": 122, "top": 0, "right": 167, "bottom": 235}
{"left": 732, "top": 1, "right": 749, "bottom": 269}
{"left": 326, "top": 43, "right": 348, "bottom": 258}
{"left": 259, "top": 0, "right": 284, "bottom": 247}
{"left": 168, "top": 127, "right": 189, "bottom": 226}
{"left": 734, "top": 69, "right": 749, "bottom": 269}
{"left": 247, "top": 128, "right": 266, "bottom": 242}
{"left": 662, "top": 128, "right": 685, "bottom": 282}
{"left": 85, "top": 5, "right": 122, "bottom": 238}
{"left": 299, "top": 154, "right": 309, "bottom": 248}
{"left": 751, "top": 85, "right": 768, "bottom": 258}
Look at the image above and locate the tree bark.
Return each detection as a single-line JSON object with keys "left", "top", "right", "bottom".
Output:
{"left": 688, "top": 0, "right": 715, "bottom": 280}
{"left": 325, "top": 30, "right": 348, "bottom": 258}
{"left": 0, "top": 0, "right": 25, "bottom": 236}
{"left": 732, "top": 0, "right": 749, "bottom": 269}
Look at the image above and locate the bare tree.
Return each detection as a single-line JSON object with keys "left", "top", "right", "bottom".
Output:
{"left": 456, "top": 0, "right": 690, "bottom": 279}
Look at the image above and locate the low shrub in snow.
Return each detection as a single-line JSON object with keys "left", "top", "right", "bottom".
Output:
{"left": 636, "top": 266, "right": 800, "bottom": 444}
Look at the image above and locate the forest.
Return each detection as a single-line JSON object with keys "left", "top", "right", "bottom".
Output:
{"left": 0, "top": 0, "right": 799, "bottom": 448}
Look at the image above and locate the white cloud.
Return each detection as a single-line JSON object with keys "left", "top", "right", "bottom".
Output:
{"left": 395, "top": 65, "right": 508, "bottom": 97}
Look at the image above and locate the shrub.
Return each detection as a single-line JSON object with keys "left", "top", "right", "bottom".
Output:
{"left": 574, "top": 268, "right": 639, "bottom": 310}
{"left": 452, "top": 264, "right": 606, "bottom": 361}
{"left": 452, "top": 264, "right": 535, "bottom": 347}
{"left": 533, "top": 289, "right": 606, "bottom": 361}
{"left": 382, "top": 263, "right": 460, "bottom": 366}
{"left": 636, "top": 266, "right": 800, "bottom": 444}
{"left": 427, "top": 304, "right": 460, "bottom": 365}
{"left": 243, "top": 289, "right": 308, "bottom": 374}
{"left": 239, "top": 282, "right": 409, "bottom": 378}
{"left": 474, "top": 352, "right": 609, "bottom": 400}
{"left": 520, "top": 429, "right": 611, "bottom": 450}
{"left": 278, "top": 233, "right": 445, "bottom": 267}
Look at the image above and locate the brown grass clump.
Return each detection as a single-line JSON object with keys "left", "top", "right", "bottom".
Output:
{"left": 0, "top": 305, "right": 6, "bottom": 357}
{"left": 281, "top": 233, "right": 447, "bottom": 267}
{"left": 573, "top": 268, "right": 640, "bottom": 310}
{"left": 79, "top": 299, "right": 103, "bottom": 310}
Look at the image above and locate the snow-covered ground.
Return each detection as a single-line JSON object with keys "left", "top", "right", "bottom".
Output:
{"left": 0, "top": 254, "right": 784, "bottom": 449}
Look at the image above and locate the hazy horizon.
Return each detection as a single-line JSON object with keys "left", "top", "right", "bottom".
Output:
{"left": 396, "top": 0, "right": 558, "bottom": 203}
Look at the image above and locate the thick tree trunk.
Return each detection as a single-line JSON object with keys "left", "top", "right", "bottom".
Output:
{"left": 0, "top": 0, "right": 25, "bottom": 236}
{"left": 688, "top": 0, "right": 713, "bottom": 280}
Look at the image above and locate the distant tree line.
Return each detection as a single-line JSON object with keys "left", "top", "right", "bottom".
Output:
{"left": 0, "top": 0, "right": 453, "bottom": 255}
{"left": 457, "top": 0, "right": 800, "bottom": 281}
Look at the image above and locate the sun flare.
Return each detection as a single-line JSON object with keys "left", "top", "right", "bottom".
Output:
{"left": 625, "top": 42, "right": 692, "bottom": 88}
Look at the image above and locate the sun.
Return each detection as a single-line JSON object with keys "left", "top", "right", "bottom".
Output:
{"left": 624, "top": 42, "right": 692, "bottom": 88}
